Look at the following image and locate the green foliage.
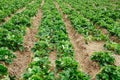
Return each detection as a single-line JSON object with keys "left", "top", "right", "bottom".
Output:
{"left": 0, "top": 64, "right": 8, "bottom": 77}
{"left": 24, "top": 0, "right": 90, "bottom": 80}
{"left": 32, "top": 41, "right": 49, "bottom": 52}
{"left": 63, "top": 0, "right": 120, "bottom": 38}
{"left": 29, "top": 75, "right": 43, "bottom": 80}
{"left": 104, "top": 41, "right": 120, "bottom": 54}
{"left": 0, "top": 47, "right": 16, "bottom": 63}
{"left": 56, "top": 57, "right": 78, "bottom": 70}
{"left": 23, "top": 58, "right": 55, "bottom": 80}
{"left": 91, "top": 51, "right": 115, "bottom": 66}
{"left": 56, "top": 57, "right": 91, "bottom": 80}
{"left": 0, "top": 0, "right": 32, "bottom": 23}
{"left": 0, "top": 0, "right": 43, "bottom": 79}
{"left": 96, "top": 65, "right": 120, "bottom": 80}
{"left": 56, "top": 40, "right": 74, "bottom": 57}
{"left": 0, "top": 0, "right": 42, "bottom": 52}
{"left": 59, "top": 68, "right": 91, "bottom": 80}
{"left": 57, "top": 0, "right": 108, "bottom": 41}
{"left": 11, "top": 14, "right": 31, "bottom": 26}
{"left": 0, "top": 27, "right": 24, "bottom": 51}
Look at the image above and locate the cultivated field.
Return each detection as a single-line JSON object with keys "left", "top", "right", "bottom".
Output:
{"left": 0, "top": 0, "right": 120, "bottom": 80}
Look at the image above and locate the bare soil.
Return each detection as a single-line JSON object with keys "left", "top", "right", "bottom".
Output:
{"left": 110, "top": 36, "right": 120, "bottom": 43}
{"left": 113, "top": 54, "right": 120, "bottom": 66}
{"left": 55, "top": 2, "right": 105, "bottom": 80}
{"left": 96, "top": 26, "right": 109, "bottom": 35}
{"left": 49, "top": 50, "right": 57, "bottom": 71}
{"left": 7, "top": 0, "right": 44, "bottom": 79}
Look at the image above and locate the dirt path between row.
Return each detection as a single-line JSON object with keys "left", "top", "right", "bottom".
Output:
{"left": 113, "top": 54, "right": 120, "bottom": 66}
{"left": 0, "top": 0, "right": 34, "bottom": 26}
{"left": 7, "top": 0, "right": 44, "bottom": 79}
{"left": 55, "top": 2, "right": 106, "bottom": 80}
{"left": 49, "top": 50, "right": 57, "bottom": 72}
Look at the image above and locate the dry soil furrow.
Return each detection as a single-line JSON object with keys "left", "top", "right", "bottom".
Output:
{"left": 55, "top": 2, "right": 105, "bottom": 79}
{"left": 7, "top": 0, "right": 44, "bottom": 79}
{"left": 49, "top": 50, "right": 57, "bottom": 72}
{"left": 113, "top": 54, "right": 120, "bottom": 66}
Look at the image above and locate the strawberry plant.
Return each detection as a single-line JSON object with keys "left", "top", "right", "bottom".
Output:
{"left": 0, "top": 64, "right": 8, "bottom": 77}
{"left": 63, "top": 0, "right": 120, "bottom": 38}
{"left": 0, "top": 0, "right": 33, "bottom": 23}
{"left": 91, "top": 51, "right": 115, "bottom": 66}
{"left": 24, "top": 0, "right": 91, "bottom": 80}
{"left": 57, "top": 0, "right": 108, "bottom": 41}
{"left": 11, "top": 14, "right": 31, "bottom": 26}
{"left": 96, "top": 65, "right": 120, "bottom": 80}
{"left": 59, "top": 68, "right": 91, "bottom": 80}
{"left": 104, "top": 41, "right": 120, "bottom": 54}
{"left": 0, "top": 47, "right": 16, "bottom": 64}
{"left": 56, "top": 57, "right": 78, "bottom": 70}
{"left": 0, "top": 0, "right": 43, "bottom": 52}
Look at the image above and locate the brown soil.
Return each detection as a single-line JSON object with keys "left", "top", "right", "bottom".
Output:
{"left": 113, "top": 54, "right": 120, "bottom": 66}
{"left": 96, "top": 26, "right": 109, "bottom": 35}
{"left": 7, "top": 0, "right": 44, "bottom": 79}
{"left": 49, "top": 50, "right": 57, "bottom": 71}
{"left": 49, "top": 50, "right": 59, "bottom": 79}
{"left": 110, "top": 36, "right": 120, "bottom": 43}
{"left": 55, "top": 2, "right": 105, "bottom": 80}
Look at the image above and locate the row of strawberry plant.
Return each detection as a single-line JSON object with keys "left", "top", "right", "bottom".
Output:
{"left": 0, "top": 0, "right": 42, "bottom": 79}
{"left": 0, "top": 0, "right": 42, "bottom": 51}
{"left": 64, "top": 0, "right": 120, "bottom": 38}
{"left": 0, "top": 47, "right": 16, "bottom": 79}
{"left": 0, "top": 0, "right": 33, "bottom": 23}
{"left": 64, "top": 0, "right": 120, "bottom": 22}
{"left": 57, "top": 1, "right": 120, "bottom": 80}
{"left": 23, "top": 0, "right": 91, "bottom": 80}
{"left": 51, "top": 0, "right": 90, "bottom": 79}
{"left": 23, "top": 0, "right": 56, "bottom": 79}
{"left": 42, "top": 0, "right": 90, "bottom": 79}
{"left": 90, "top": 51, "right": 120, "bottom": 80}
{"left": 65, "top": 1, "right": 120, "bottom": 79}
{"left": 104, "top": 41, "right": 120, "bottom": 54}
{"left": 57, "top": 0, "right": 120, "bottom": 55}
{"left": 67, "top": 0, "right": 120, "bottom": 56}
{"left": 56, "top": 0, "right": 108, "bottom": 41}
{"left": 90, "top": 51, "right": 119, "bottom": 80}
{"left": 63, "top": 0, "right": 120, "bottom": 54}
